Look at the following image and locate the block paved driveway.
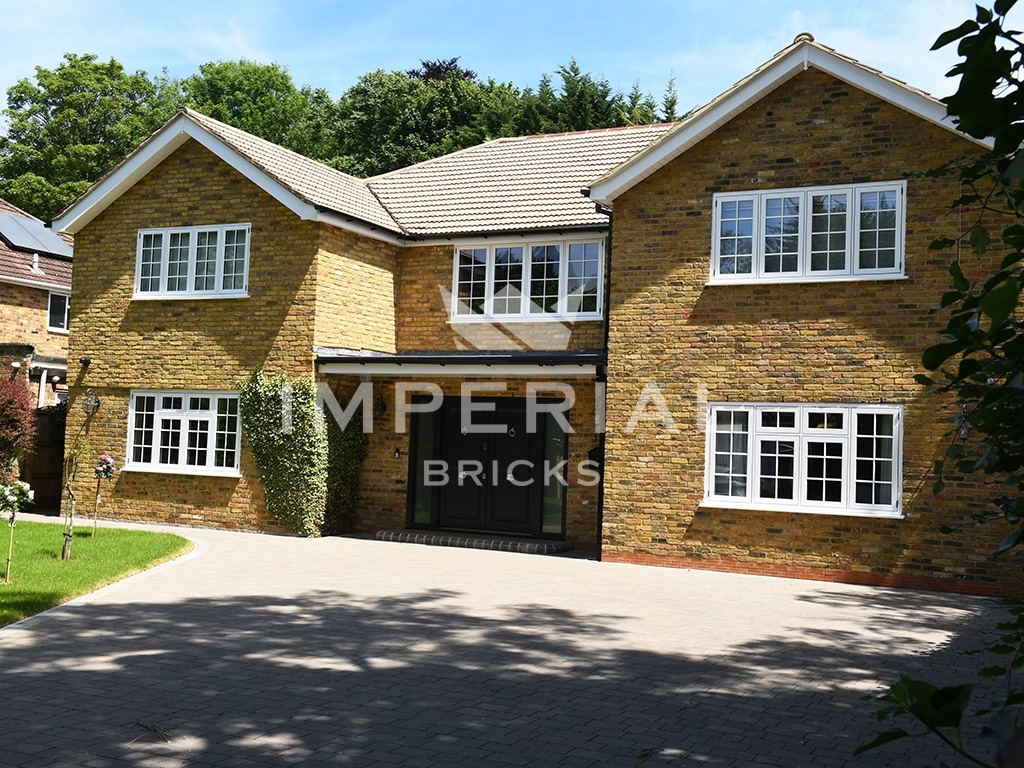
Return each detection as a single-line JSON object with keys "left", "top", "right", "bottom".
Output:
{"left": 0, "top": 518, "right": 1008, "bottom": 767}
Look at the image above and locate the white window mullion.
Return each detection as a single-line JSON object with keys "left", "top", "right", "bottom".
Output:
{"left": 484, "top": 247, "right": 495, "bottom": 317}
{"left": 558, "top": 243, "right": 569, "bottom": 316}
{"left": 214, "top": 232, "right": 225, "bottom": 297}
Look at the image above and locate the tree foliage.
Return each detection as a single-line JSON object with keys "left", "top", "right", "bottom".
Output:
{"left": 180, "top": 60, "right": 307, "bottom": 147}
{"left": 0, "top": 52, "right": 684, "bottom": 216}
{"left": 0, "top": 53, "right": 177, "bottom": 220}
{"left": 859, "top": 2, "right": 1024, "bottom": 764}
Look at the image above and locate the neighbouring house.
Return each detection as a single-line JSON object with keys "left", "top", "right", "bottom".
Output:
{"left": 51, "top": 35, "right": 1023, "bottom": 594}
{"left": 1, "top": 197, "right": 72, "bottom": 508}
{"left": 0, "top": 197, "right": 72, "bottom": 406}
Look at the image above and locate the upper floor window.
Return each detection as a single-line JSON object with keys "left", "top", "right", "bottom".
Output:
{"left": 451, "top": 239, "right": 604, "bottom": 321}
{"left": 710, "top": 182, "right": 905, "bottom": 283}
{"left": 135, "top": 223, "right": 251, "bottom": 299}
{"left": 703, "top": 402, "right": 903, "bottom": 518}
{"left": 47, "top": 293, "right": 70, "bottom": 332}
{"left": 127, "top": 390, "right": 241, "bottom": 476}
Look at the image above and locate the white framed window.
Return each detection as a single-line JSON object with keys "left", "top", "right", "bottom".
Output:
{"left": 126, "top": 391, "right": 241, "bottom": 476}
{"left": 135, "top": 223, "right": 251, "bottom": 299}
{"left": 710, "top": 182, "right": 905, "bottom": 283}
{"left": 703, "top": 403, "right": 902, "bottom": 518}
{"left": 47, "top": 293, "right": 70, "bottom": 332}
{"left": 451, "top": 238, "right": 604, "bottom": 321}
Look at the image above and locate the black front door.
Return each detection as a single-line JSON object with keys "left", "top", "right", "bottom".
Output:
{"left": 408, "top": 396, "right": 567, "bottom": 537}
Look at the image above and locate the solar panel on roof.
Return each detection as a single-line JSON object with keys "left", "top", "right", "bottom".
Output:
{"left": 0, "top": 211, "right": 72, "bottom": 257}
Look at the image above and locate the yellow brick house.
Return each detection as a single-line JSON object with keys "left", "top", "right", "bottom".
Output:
{"left": 52, "top": 36, "right": 1023, "bottom": 592}
{"left": 52, "top": 102, "right": 671, "bottom": 543}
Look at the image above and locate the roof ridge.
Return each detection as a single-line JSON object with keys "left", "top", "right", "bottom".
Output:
{"left": 367, "top": 122, "right": 683, "bottom": 185}
{"left": 365, "top": 136, "right": 514, "bottom": 182}
{"left": 520, "top": 122, "right": 681, "bottom": 140}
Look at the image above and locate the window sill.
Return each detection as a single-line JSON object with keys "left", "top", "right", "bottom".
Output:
{"left": 449, "top": 313, "right": 603, "bottom": 324}
{"left": 121, "top": 464, "right": 241, "bottom": 479}
{"left": 705, "top": 274, "right": 907, "bottom": 287}
{"left": 699, "top": 499, "right": 903, "bottom": 519}
{"left": 131, "top": 292, "right": 249, "bottom": 301}
{"left": 47, "top": 327, "right": 69, "bottom": 335}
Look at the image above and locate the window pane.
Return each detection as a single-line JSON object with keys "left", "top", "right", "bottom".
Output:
{"left": 492, "top": 246, "right": 524, "bottom": 315}
{"left": 167, "top": 232, "right": 190, "bottom": 291}
{"left": 222, "top": 228, "right": 248, "bottom": 291}
{"left": 567, "top": 242, "right": 600, "bottom": 313}
{"left": 806, "top": 440, "right": 843, "bottom": 503}
{"left": 763, "top": 196, "right": 800, "bottom": 274}
{"left": 810, "top": 194, "right": 847, "bottom": 272}
{"left": 858, "top": 190, "right": 899, "bottom": 271}
{"left": 132, "top": 396, "right": 156, "bottom": 463}
{"left": 215, "top": 397, "right": 240, "bottom": 468}
{"left": 808, "top": 411, "right": 843, "bottom": 430}
{"left": 719, "top": 198, "right": 755, "bottom": 275}
{"left": 455, "top": 248, "right": 487, "bottom": 315}
{"left": 195, "top": 230, "right": 218, "bottom": 291}
{"left": 712, "top": 410, "right": 748, "bottom": 497}
{"left": 759, "top": 439, "right": 795, "bottom": 499}
{"left": 529, "top": 245, "right": 560, "bottom": 314}
{"left": 48, "top": 294, "right": 69, "bottom": 330}
{"left": 187, "top": 419, "right": 209, "bottom": 466}
{"left": 140, "top": 233, "right": 163, "bottom": 292}
{"left": 855, "top": 413, "right": 895, "bottom": 506}
{"left": 159, "top": 418, "right": 181, "bottom": 465}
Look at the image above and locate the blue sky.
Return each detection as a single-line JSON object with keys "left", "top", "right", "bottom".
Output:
{"left": 0, "top": 0, "right": 987, "bottom": 113}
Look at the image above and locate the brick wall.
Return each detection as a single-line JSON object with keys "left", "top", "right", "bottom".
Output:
{"left": 315, "top": 226, "right": 398, "bottom": 353}
{"left": 602, "top": 68, "right": 1024, "bottom": 593}
{"left": 64, "top": 139, "right": 318, "bottom": 532}
{"left": 0, "top": 283, "right": 69, "bottom": 359}
{"left": 396, "top": 244, "right": 605, "bottom": 352}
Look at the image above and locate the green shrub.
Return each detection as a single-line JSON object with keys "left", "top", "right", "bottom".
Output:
{"left": 322, "top": 398, "right": 369, "bottom": 535}
{"left": 238, "top": 370, "right": 326, "bottom": 537}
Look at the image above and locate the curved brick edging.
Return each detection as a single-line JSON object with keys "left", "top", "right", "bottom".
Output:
{"left": 601, "top": 551, "right": 1024, "bottom": 597}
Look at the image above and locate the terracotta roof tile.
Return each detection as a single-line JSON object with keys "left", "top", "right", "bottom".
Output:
{"left": 367, "top": 123, "right": 677, "bottom": 236}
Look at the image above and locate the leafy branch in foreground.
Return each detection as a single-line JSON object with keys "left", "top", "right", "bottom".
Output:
{"left": 858, "top": 2, "right": 1024, "bottom": 765}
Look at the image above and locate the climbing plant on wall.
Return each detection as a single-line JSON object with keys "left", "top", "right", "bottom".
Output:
{"left": 237, "top": 370, "right": 327, "bottom": 537}
{"left": 322, "top": 393, "right": 369, "bottom": 535}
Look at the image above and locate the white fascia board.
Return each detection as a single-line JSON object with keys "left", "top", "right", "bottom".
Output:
{"left": 318, "top": 363, "right": 597, "bottom": 377}
{"left": 315, "top": 210, "right": 404, "bottom": 246}
{"left": 0, "top": 274, "right": 70, "bottom": 293}
{"left": 406, "top": 229, "right": 608, "bottom": 248}
{"left": 588, "top": 44, "right": 991, "bottom": 206}
{"left": 53, "top": 115, "right": 317, "bottom": 234}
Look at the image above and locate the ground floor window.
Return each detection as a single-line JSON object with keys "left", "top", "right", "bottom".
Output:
{"left": 703, "top": 403, "right": 902, "bottom": 518}
{"left": 127, "top": 390, "right": 240, "bottom": 475}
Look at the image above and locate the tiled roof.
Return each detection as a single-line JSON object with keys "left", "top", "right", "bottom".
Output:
{"left": 367, "top": 123, "right": 677, "bottom": 236}
{"left": 182, "top": 109, "right": 401, "bottom": 233}
{"left": 0, "top": 198, "right": 72, "bottom": 289}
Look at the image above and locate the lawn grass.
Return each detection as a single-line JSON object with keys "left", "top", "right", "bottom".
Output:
{"left": 0, "top": 520, "right": 192, "bottom": 627}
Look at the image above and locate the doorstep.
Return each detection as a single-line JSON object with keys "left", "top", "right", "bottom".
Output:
{"left": 375, "top": 529, "right": 574, "bottom": 555}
